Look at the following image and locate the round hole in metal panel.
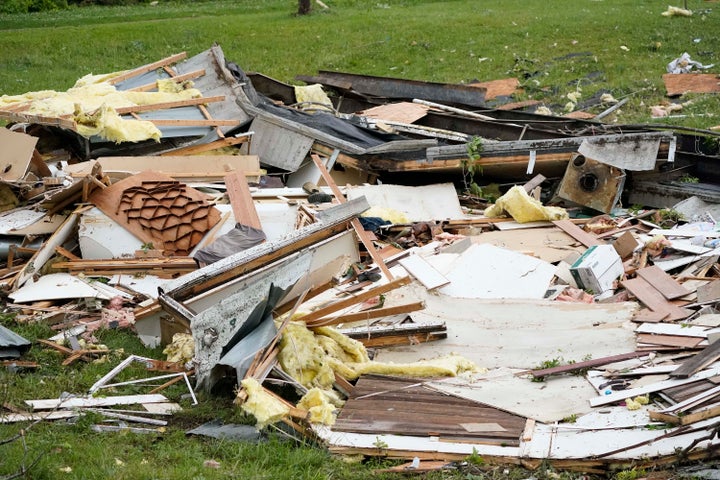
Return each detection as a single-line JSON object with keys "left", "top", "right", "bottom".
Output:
{"left": 579, "top": 173, "right": 599, "bottom": 192}
{"left": 573, "top": 154, "right": 586, "bottom": 167}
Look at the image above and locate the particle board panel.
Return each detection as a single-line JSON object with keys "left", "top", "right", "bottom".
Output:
{"left": 88, "top": 170, "right": 220, "bottom": 256}
{"left": 621, "top": 277, "right": 692, "bottom": 321}
{"left": 92, "top": 155, "right": 261, "bottom": 182}
{"left": 333, "top": 375, "right": 526, "bottom": 445}
{"left": 552, "top": 219, "right": 602, "bottom": 247}
{"left": 636, "top": 333, "right": 703, "bottom": 349}
{"left": 224, "top": 170, "right": 262, "bottom": 229}
{"left": 357, "top": 102, "right": 429, "bottom": 124}
{"left": 663, "top": 73, "right": 720, "bottom": 96}
{"left": 671, "top": 341, "right": 720, "bottom": 378}
{"left": 0, "top": 127, "right": 37, "bottom": 182}
{"left": 636, "top": 265, "right": 690, "bottom": 300}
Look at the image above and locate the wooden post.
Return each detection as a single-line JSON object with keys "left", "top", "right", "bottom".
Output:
{"left": 310, "top": 154, "right": 393, "bottom": 280}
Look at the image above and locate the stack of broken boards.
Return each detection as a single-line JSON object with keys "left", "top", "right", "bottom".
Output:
{"left": 275, "top": 210, "right": 720, "bottom": 474}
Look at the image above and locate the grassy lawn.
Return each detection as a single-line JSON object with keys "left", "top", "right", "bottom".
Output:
{"left": 2, "top": 1, "right": 720, "bottom": 478}
{"left": 1, "top": 0, "right": 719, "bottom": 130}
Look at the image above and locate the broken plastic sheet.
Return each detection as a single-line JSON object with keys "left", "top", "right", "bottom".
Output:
{"left": 192, "top": 223, "right": 267, "bottom": 266}
{"left": 667, "top": 52, "right": 714, "bottom": 74}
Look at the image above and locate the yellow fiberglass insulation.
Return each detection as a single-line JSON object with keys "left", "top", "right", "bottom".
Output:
{"left": 0, "top": 75, "right": 202, "bottom": 143}
{"left": 162, "top": 333, "right": 195, "bottom": 364}
{"left": 484, "top": 185, "right": 568, "bottom": 223}
{"left": 297, "top": 388, "right": 345, "bottom": 425}
{"left": 293, "top": 84, "right": 334, "bottom": 112}
{"left": 240, "top": 378, "right": 290, "bottom": 429}
{"left": 75, "top": 104, "right": 161, "bottom": 144}
{"left": 279, "top": 321, "right": 479, "bottom": 386}
{"left": 278, "top": 321, "right": 338, "bottom": 389}
{"left": 361, "top": 205, "right": 409, "bottom": 225}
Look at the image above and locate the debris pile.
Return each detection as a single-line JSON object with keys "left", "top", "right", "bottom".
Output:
{"left": 3, "top": 44, "right": 720, "bottom": 474}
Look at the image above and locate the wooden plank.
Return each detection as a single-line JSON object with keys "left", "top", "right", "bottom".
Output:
{"left": 590, "top": 366, "right": 720, "bottom": 407}
{"left": 397, "top": 254, "right": 450, "bottom": 290}
{"left": 0, "top": 128, "right": 38, "bottom": 182}
{"left": 314, "top": 301, "right": 425, "bottom": 327}
{"left": 310, "top": 154, "right": 393, "bottom": 280}
{"left": 224, "top": 170, "right": 263, "bottom": 230}
{"left": 92, "top": 155, "right": 259, "bottom": 180}
{"left": 108, "top": 52, "right": 187, "bottom": 85}
{"left": 552, "top": 219, "right": 602, "bottom": 247}
{"left": 144, "top": 119, "right": 240, "bottom": 127}
{"left": 26, "top": 394, "right": 169, "bottom": 410}
{"left": 663, "top": 73, "right": 720, "bottom": 96}
{"left": 303, "top": 276, "right": 411, "bottom": 326}
{"left": 657, "top": 385, "right": 720, "bottom": 414}
{"left": 357, "top": 102, "right": 429, "bottom": 124}
{"left": 159, "top": 134, "right": 250, "bottom": 156}
{"left": 1, "top": 411, "right": 78, "bottom": 424}
{"left": 622, "top": 277, "right": 692, "bottom": 321}
{"left": 129, "top": 69, "right": 205, "bottom": 92}
{"left": 636, "top": 333, "right": 703, "bottom": 349}
{"left": 649, "top": 403, "right": 720, "bottom": 425}
{"left": 529, "top": 351, "right": 646, "bottom": 378}
{"left": 697, "top": 280, "right": 720, "bottom": 304}
{"left": 357, "top": 332, "right": 446, "bottom": 347}
{"left": 671, "top": 341, "right": 720, "bottom": 378}
{"left": 636, "top": 265, "right": 690, "bottom": 300}
{"left": 468, "top": 78, "right": 520, "bottom": 100}
{"left": 635, "top": 322, "right": 709, "bottom": 338}
{"left": 113, "top": 95, "right": 225, "bottom": 114}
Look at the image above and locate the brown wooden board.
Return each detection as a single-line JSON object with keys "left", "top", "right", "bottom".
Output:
{"left": 636, "top": 265, "right": 690, "bottom": 300}
{"left": 621, "top": 277, "right": 692, "bottom": 321}
{"left": 333, "top": 375, "right": 526, "bottom": 445}
{"left": 552, "top": 219, "right": 602, "bottom": 247}
{"left": 663, "top": 73, "right": 720, "bottom": 96}
{"left": 636, "top": 333, "right": 703, "bottom": 349}
{"left": 88, "top": 170, "right": 220, "bottom": 256}
{"left": 671, "top": 341, "right": 720, "bottom": 379}
{"left": 224, "top": 170, "right": 262, "bottom": 229}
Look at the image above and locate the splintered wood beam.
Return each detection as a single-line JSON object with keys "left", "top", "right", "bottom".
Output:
{"left": 309, "top": 301, "right": 425, "bottom": 327}
{"left": 144, "top": 119, "right": 241, "bottom": 127}
{"left": 670, "top": 340, "right": 720, "bottom": 379}
{"left": 129, "top": 69, "right": 206, "bottom": 92}
{"left": 108, "top": 52, "right": 188, "bottom": 85}
{"left": 529, "top": 351, "right": 647, "bottom": 378}
{"left": 310, "top": 153, "right": 393, "bottom": 280}
{"left": 303, "top": 276, "right": 411, "bottom": 326}
{"left": 552, "top": 219, "right": 602, "bottom": 247}
{"left": 159, "top": 134, "right": 250, "bottom": 156}
{"left": 113, "top": 95, "right": 225, "bottom": 115}
{"left": 224, "top": 171, "right": 262, "bottom": 230}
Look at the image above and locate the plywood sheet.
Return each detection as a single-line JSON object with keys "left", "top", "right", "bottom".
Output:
{"left": 357, "top": 102, "right": 429, "bottom": 124}
{"left": 91, "top": 155, "right": 260, "bottom": 181}
{"left": 377, "top": 282, "right": 638, "bottom": 372}
{"left": 88, "top": 170, "right": 220, "bottom": 256}
{"left": 636, "top": 265, "right": 690, "bottom": 300}
{"left": 622, "top": 277, "right": 692, "bottom": 321}
{"left": 663, "top": 73, "right": 720, "bottom": 96}
{"left": 333, "top": 375, "right": 526, "bottom": 445}
{"left": 346, "top": 183, "right": 465, "bottom": 221}
{"left": 436, "top": 243, "right": 556, "bottom": 299}
{"left": 0, "top": 128, "right": 37, "bottom": 182}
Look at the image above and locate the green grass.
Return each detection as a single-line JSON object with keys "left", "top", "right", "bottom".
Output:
{"left": 2, "top": 1, "right": 720, "bottom": 478}
{"left": 1, "top": 0, "right": 719, "bottom": 129}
